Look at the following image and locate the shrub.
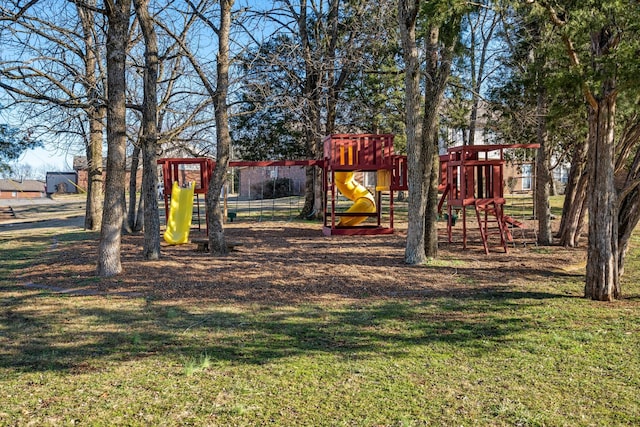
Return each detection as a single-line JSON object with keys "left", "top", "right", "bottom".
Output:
{"left": 251, "top": 177, "right": 294, "bottom": 199}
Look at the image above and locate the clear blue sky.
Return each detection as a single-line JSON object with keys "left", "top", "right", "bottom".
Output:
{"left": 20, "top": 147, "right": 74, "bottom": 172}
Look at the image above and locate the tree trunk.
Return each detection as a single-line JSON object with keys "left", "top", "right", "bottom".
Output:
{"left": 618, "top": 185, "right": 640, "bottom": 278}
{"left": 134, "top": 0, "right": 161, "bottom": 260}
{"left": 299, "top": 165, "right": 316, "bottom": 219}
{"left": 424, "top": 146, "right": 440, "bottom": 257}
{"left": 399, "top": 0, "right": 427, "bottom": 265}
{"left": 298, "top": 94, "right": 322, "bottom": 219}
{"left": 97, "top": 0, "right": 132, "bottom": 277}
{"left": 558, "top": 137, "right": 588, "bottom": 247}
{"left": 206, "top": 0, "right": 233, "bottom": 256}
{"left": 585, "top": 93, "right": 619, "bottom": 301}
{"left": 312, "top": 166, "right": 323, "bottom": 219}
{"left": 615, "top": 118, "right": 640, "bottom": 277}
{"left": 136, "top": 190, "right": 144, "bottom": 230}
{"left": 127, "top": 144, "right": 141, "bottom": 232}
{"left": 84, "top": 107, "right": 104, "bottom": 231}
{"left": 295, "top": 0, "right": 323, "bottom": 220}
{"left": 141, "top": 142, "right": 159, "bottom": 256}
{"left": 300, "top": 88, "right": 324, "bottom": 219}
{"left": 535, "top": 88, "right": 552, "bottom": 245}
{"left": 77, "top": 0, "right": 103, "bottom": 231}
{"left": 421, "top": 25, "right": 456, "bottom": 258}
{"left": 298, "top": 101, "right": 322, "bottom": 220}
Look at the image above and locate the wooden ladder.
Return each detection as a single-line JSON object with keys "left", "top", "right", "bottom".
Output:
{"left": 474, "top": 199, "right": 509, "bottom": 254}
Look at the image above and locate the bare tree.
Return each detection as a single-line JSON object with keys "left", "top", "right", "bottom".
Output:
{"left": 243, "top": 0, "right": 394, "bottom": 219}
{"left": 159, "top": 0, "right": 235, "bottom": 255}
{"left": 163, "top": 0, "right": 379, "bottom": 251}
{"left": 399, "top": 0, "right": 461, "bottom": 263}
{"left": 398, "top": 0, "right": 426, "bottom": 264}
{"left": 291, "top": 0, "right": 324, "bottom": 218}
{"left": 123, "top": 2, "right": 217, "bottom": 233}
{"left": 132, "top": 0, "right": 160, "bottom": 259}
{"left": 97, "top": 0, "right": 133, "bottom": 277}
{"left": 205, "top": 0, "right": 234, "bottom": 255}
{"left": 0, "top": 0, "right": 106, "bottom": 230}
{"left": 78, "top": 0, "right": 106, "bottom": 231}
{"left": 461, "top": 3, "right": 502, "bottom": 147}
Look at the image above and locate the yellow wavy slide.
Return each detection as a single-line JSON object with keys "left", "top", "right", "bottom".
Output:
{"left": 334, "top": 171, "right": 376, "bottom": 226}
{"left": 163, "top": 181, "right": 195, "bottom": 245}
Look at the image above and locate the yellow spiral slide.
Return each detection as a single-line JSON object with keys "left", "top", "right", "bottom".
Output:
{"left": 334, "top": 171, "right": 376, "bottom": 226}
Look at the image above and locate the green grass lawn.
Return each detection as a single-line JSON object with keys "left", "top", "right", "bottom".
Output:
{"left": 1, "top": 223, "right": 639, "bottom": 425}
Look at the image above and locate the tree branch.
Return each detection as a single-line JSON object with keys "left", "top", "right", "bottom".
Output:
{"left": 536, "top": 0, "right": 599, "bottom": 110}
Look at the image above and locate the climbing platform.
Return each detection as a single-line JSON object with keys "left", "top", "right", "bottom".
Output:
{"left": 438, "top": 144, "right": 538, "bottom": 254}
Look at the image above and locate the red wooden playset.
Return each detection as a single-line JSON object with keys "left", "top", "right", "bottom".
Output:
{"left": 322, "top": 134, "right": 408, "bottom": 235}
{"left": 438, "top": 143, "right": 538, "bottom": 254}
{"left": 157, "top": 136, "right": 537, "bottom": 254}
{"left": 157, "top": 133, "right": 409, "bottom": 237}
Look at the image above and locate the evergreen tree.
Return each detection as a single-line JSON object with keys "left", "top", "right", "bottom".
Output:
{"left": 534, "top": 0, "right": 640, "bottom": 300}
{"left": 0, "top": 122, "right": 41, "bottom": 174}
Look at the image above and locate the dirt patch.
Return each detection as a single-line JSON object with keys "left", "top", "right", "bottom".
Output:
{"left": 14, "top": 220, "right": 587, "bottom": 304}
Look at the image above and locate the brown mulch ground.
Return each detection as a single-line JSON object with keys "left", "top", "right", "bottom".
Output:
{"left": 14, "top": 219, "right": 587, "bottom": 304}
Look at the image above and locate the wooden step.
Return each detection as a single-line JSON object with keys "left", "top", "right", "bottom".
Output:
{"left": 0, "top": 206, "right": 15, "bottom": 220}
{"left": 503, "top": 215, "right": 526, "bottom": 228}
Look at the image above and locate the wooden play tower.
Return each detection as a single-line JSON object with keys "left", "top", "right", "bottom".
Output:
{"left": 438, "top": 143, "right": 538, "bottom": 254}
{"left": 323, "top": 134, "right": 408, "bottom": 235}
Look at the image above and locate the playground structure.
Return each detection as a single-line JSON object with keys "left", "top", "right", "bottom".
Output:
{"left": 158, "top": 136, "right": 538, "bottom": 253}
{"left": 158, "top": 157, "right": 321, "bottom": 242}
{"left": 437, "top": 143, "right": 538, "bottom": 254}
{"left": 157, "top": 134, "right": 408, "bottom": 240}
{"left": 322, "top": 134, "right": 408, "bottom": 235}
{"left": 158, "top": 157, "right": 213, "bottom": 241}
